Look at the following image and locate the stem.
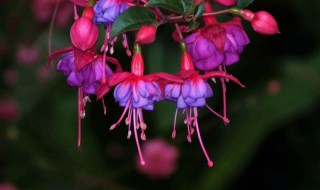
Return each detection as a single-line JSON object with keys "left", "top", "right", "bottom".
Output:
{"left": 174, "top": 23, "right": 184, "bottom": 42}
{"left": 48, "top": 0, "right": 60, "bottom": 55}
{"left": 166, "top": 9, "right": 230, "bottom": 23}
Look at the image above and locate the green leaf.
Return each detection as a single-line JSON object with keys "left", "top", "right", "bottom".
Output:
{"left": 188, "top": 22, "right": 200, "bottom": 31}
{"left": 195, "top": 2, "right": 205, "bottom": 18}
{"left": 237, "top": 0, "right": 254, "bottom": 8}
{"left": 110, "top": 6, "right": 157, "bottom": 39}
{"left": 145, "top": 0, "right": 185, "bottom": 13}
{"left": 182, "top": 0, "right": 195, "bottom": 14}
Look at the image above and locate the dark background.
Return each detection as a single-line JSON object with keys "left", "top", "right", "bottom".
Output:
{"left": 1, "top": 0, "right": 320, "bottom": 189}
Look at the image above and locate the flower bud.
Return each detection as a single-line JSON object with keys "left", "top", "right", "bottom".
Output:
{"left": 135, "top": 25, "right": 157, "bottom": 45}
{"left": 213, "top": 0, "right": 237, "bottom": 6}
{"left": 70, "top": 16, "right": 98, "bottom": 51}
{"left": 250, "top": 11, "right": 280, "bottom": 35}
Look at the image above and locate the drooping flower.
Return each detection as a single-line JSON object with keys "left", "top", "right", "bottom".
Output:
{"left": 136, "top": 138, "right": 179, "bottom": 179}
{"left": 56, "top": 50, "right": 113, "bottom": 95}
{"left": 98, "top": 43, "right": 182, "bottom": 165}
{"left": 185, "top": 2, "right": 249, "bottom": 70}
{"left": 164, "top": 43, "right": 244, "bottom": 167}
{"left": 48, "top": 47, "right": 121, "bottom": 150}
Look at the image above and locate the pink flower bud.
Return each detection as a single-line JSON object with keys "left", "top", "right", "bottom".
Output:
{"left": 213, "top": 0, "right": 237, "bottom": 6}
{"left": 135, "top": 25, "right": 157, "bottom": 45}
{"left": 250, "top": 11, "right": 280, "bottom": 35}
{"left": 70, "top": 11, "right": 98, "bottom": 51}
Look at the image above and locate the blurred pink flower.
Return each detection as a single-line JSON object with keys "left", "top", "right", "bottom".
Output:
{"left": 136, "top": 139, "right": 179, "bottom": 179}
{"left": 0, "top": 183, "right": 16, "bottom": 190}
{"left": 0, "top": 99, "right": 20, "bottom": 122}
{"left": 267, "top": 80, "right": 281, "bottom": 95}
{"left": 36, "top": 66, "right": 53, "bottom": 81}
{"left": 31, "top": 0, "right": 72, "bottom": 27}
{"left": 16, "top": 44, "right": 40, "bottom": 66}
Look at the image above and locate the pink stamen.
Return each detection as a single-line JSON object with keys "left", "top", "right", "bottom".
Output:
{"left": 122, "top": 34, "right": 132, "bottom": 56}
{"left": 205, "top": 104, "right": 230, "bottom": 125}
{"left": 133, "top": 109, "right": 145, "bottom": 166}
{"left": 193, "top": 108, "right": 214, "bottom": 167}
{"left": 73, "top": 4, "right": 79, "bottom": 20}
{"left": 110, "top": 100, "right": 131, "bottom": 130}
{"left": 172, "top": 109, "right": 178, "bottom": 139}
{"left": 218, "top": 65, "right": 228, "bottom": 125}
{"left": 101, "top": 98, "right": 107, "bottom": 115}
{"left": 127, "top": 108, "right": 132, "bottom": 139}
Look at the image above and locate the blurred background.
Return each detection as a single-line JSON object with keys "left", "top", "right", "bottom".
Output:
{"left": 1, "top": 0, "right": 320, "bottom": 189}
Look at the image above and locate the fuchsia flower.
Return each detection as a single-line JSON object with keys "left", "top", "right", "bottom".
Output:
{"left": 56, "top": 50, "right": 113, "bottom": 95}
{"left": 136, "top": 138, "right": 179, "bottom": 179}
{"left": 48, "top": 46, "right": 121, "bottom": 150}
{"left": 98, "top": 43, "right": 182, "bottom": 165}
{"left": 164, "top": 43, "right": 244, "bottom": 167}
{"left": 185, "top": 2, "right": 249, "bottom": 71}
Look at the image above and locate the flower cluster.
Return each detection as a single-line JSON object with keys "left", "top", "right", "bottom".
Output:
{"left": 48, "top": 0, "right": 279, "bottom": 167}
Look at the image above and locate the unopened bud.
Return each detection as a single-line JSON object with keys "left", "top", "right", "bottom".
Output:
{"left": 247, "top": 11, "right": 280, "bottom": 35}
{"left": 135, "top": 25, "right": 157, "bottom": 45}
{"left": 70, "top": 16, "right": 98, "bottom": 51}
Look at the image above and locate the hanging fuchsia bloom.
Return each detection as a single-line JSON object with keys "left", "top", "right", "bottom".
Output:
{"left": 185, "top": 2, "right": 249, "bottom": 70}
{"left": 165, "top": 44, "right": 244, "bottom": 167}
{"left": 93, "top": 0, "right": 133, "bottom": 28}
{"left": 56, "top": 51, "right": 114, "bottom": 95}
{"left": 136, "top": 138, "right": 179, "bottom": 179}
{"left": 98, "top": 43, "right": 182, "bottom": 165}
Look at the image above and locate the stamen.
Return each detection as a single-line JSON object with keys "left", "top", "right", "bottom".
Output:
{"left": 172, "top": 109, "right": 178, "bottom": 139}
{"left": 218, "top": 65, "right": 228, "bottom": 126}
{"left": 110, "top": 100, "right": 131, "bottom": 130}
{"left": 73, "top": 4, "right": 79, "bottom": 20}
{"left": 193, "top": 108, "right": 214, "bottom": 167}
{"left": 122, "top": 34, "right": 132, "bottom": 56}
{"left": 133, "top": 109, "right": 145, "bottom": 166}
{"left": 127, "top": 108, "right": 132, "bottom": 139}
{"left": 205, "top": 104, "right": 230, "bottom": 125}
{"left": 101, "top": 98, "right": 107, "bottom": 115}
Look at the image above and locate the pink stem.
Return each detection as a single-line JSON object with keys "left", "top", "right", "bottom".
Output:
{"left": 218, "top": 65, "right": 228, "bottom": 125}
{"left": 77, "top": 87, "right": 83, "bottom": 151}
{"left": 193, "top": 108, "right": 214, "bottom": 167}
{"left": 133, "top": 109, "right": 145, "bottom": 166}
